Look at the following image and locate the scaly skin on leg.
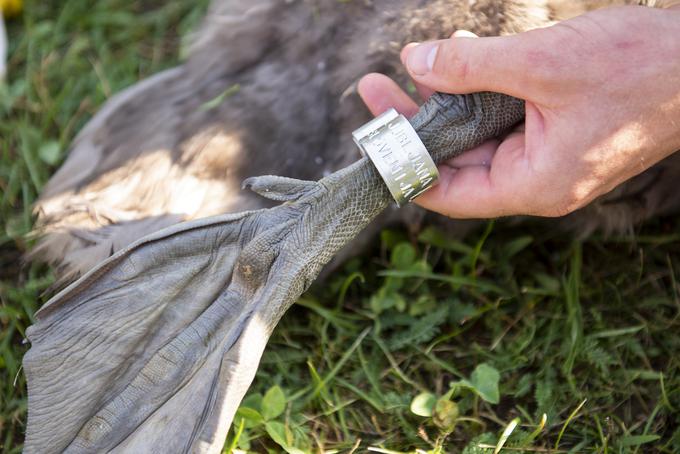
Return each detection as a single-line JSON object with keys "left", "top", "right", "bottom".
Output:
{"left": 22, "top": 92, "right": 523, "bottom": 453}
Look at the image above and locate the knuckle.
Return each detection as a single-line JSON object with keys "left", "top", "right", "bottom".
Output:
{"left": 437, "top": 41, "right": 472, "bottom": 83}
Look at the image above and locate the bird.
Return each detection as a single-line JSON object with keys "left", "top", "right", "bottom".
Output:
{"left": 22, "top": 1, "right": 680, "bottom": 452}
{"left": 24, "top": 91, "right": 526, "bottom": 454}
{"left": 30, "top": 0, "right": 680, "bottom": 284}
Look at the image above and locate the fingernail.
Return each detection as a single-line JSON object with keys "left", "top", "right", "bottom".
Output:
{"left": 453, "top": 30, "right": 478, "bottom": 38}
{"left": 407, "top": 43, "right": 438, "bottom": 76}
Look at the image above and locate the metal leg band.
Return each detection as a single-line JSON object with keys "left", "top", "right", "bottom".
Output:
{"left": 352, "top": 108, "right": 439, "bottom": 206}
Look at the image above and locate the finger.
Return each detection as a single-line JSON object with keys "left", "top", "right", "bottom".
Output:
{"left": 414, "top": 165, "right": 505, "bottom": 218}
{"left": 357, "top": 73, "right": 419, "bottom": 117}
{"left": 498, "top": 130, "right": 525, "bottom": 154}
{"left": 404, "top": 30, "right": 550, "bottom": 99}
{"left": 414, "top": 164, "right": 520, "bottom": 218}
{"left": 415, "top": 137, "right": 530, "bottom": 218}
{"left": 401, "top": 45, "right": 435, "bottom": 101}
{"left": 446, "top": 139, "right": 498, "bottom": 168}
{"left": 440, "top": 30, "right": 480, "bottom": 103}
{"left": 413, "top": 79, "right": 434, "bottom": 102}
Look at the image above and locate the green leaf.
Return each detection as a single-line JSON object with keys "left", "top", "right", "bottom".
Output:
{"left": 369, "top": 288, "right": 406, "bottom": 315}
{"left": 408, "top": 294, "right": 437, "bottom": 317}
{"left": 284, "top": 448, "right": 307, "bottom": 454}
{"left": 619, "top": 434, "right": 661, "bottom": 447}
{"left": 262, "top": 385, "right": 286, "bottom": 420}
{"left": 501, "top": 235, "right": 533, "bottom": 258}
{"left": 410, "top": 392, "right": 436, "bottom": 417}
{"left": 454, "top": 363, "right": 501, "bottom": 404}
{"left": 235, "top": 406, "right": 263, "bottom": 429}
{"left": 380, "top": 229, "right": 407, "bottom": 249}
{"left": 265, "top": 420, "right": 288, "bottom": 448}
{"left": 241, "top": 392, "right": 263, "bottom": 412}
{"left": 236, "top": 430, "right": 251, "bottom": 451}
{"left": 469, "top": 363, "right": 500, "bottom": 404}
{"left": 264, "top": 421, "right": 305, "bottom": 454}
{"left": 589, "top": 325, "right": 645, "bottom": 338}
{"left": 388, "top": 306, "right": 446, "bottom": 349}
{"left": 534, "top": 272, "right": 561, "bottom": 294}
{"left": 462, "top": 433, "right": 496, "bottom": 454}
{"left": 38, "top": 141, "right": 61, "bottom": 166}
{"left": 390, "top": 242, "right": 416, "bottom": 269}
{"left": 417, "top": 226, "right": 476, "bottom": 255}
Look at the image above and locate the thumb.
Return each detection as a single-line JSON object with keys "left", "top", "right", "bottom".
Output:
{"left": 404, "top": 29, "right": 549, "bottom": 99}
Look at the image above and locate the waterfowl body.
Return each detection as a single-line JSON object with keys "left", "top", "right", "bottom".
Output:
{"left": 21, "top": 0, "right": 680, "bottom": 452}
{"left": 33, "top": 0, "right": 680, "bottom": 279}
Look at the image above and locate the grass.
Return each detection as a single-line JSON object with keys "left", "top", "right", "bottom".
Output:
{"left": 0, "top": 0, "right": 210, "bottom": 451}
{"left": 1, "top": 1, "right": 679, "bottom": 453}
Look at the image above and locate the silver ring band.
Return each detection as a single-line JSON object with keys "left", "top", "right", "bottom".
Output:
{"left": 352, "top": 108, "right": 439, "bottom": 206}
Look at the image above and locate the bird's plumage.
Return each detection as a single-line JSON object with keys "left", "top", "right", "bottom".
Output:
{"left": 35, "top": 0, "right": 680, "bottom": 281}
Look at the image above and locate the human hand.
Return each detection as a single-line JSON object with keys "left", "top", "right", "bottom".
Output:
{"left": 358, "top": 5, "right": 680, "bottom": 218}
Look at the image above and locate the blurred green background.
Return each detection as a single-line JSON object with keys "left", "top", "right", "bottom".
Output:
{"left": 1, "top": 1, "right": 679, "bottom": 452}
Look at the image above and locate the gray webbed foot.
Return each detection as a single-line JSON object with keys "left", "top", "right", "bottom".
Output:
{"left": 242, "top": 175, "right": 322, "bottom": 202}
